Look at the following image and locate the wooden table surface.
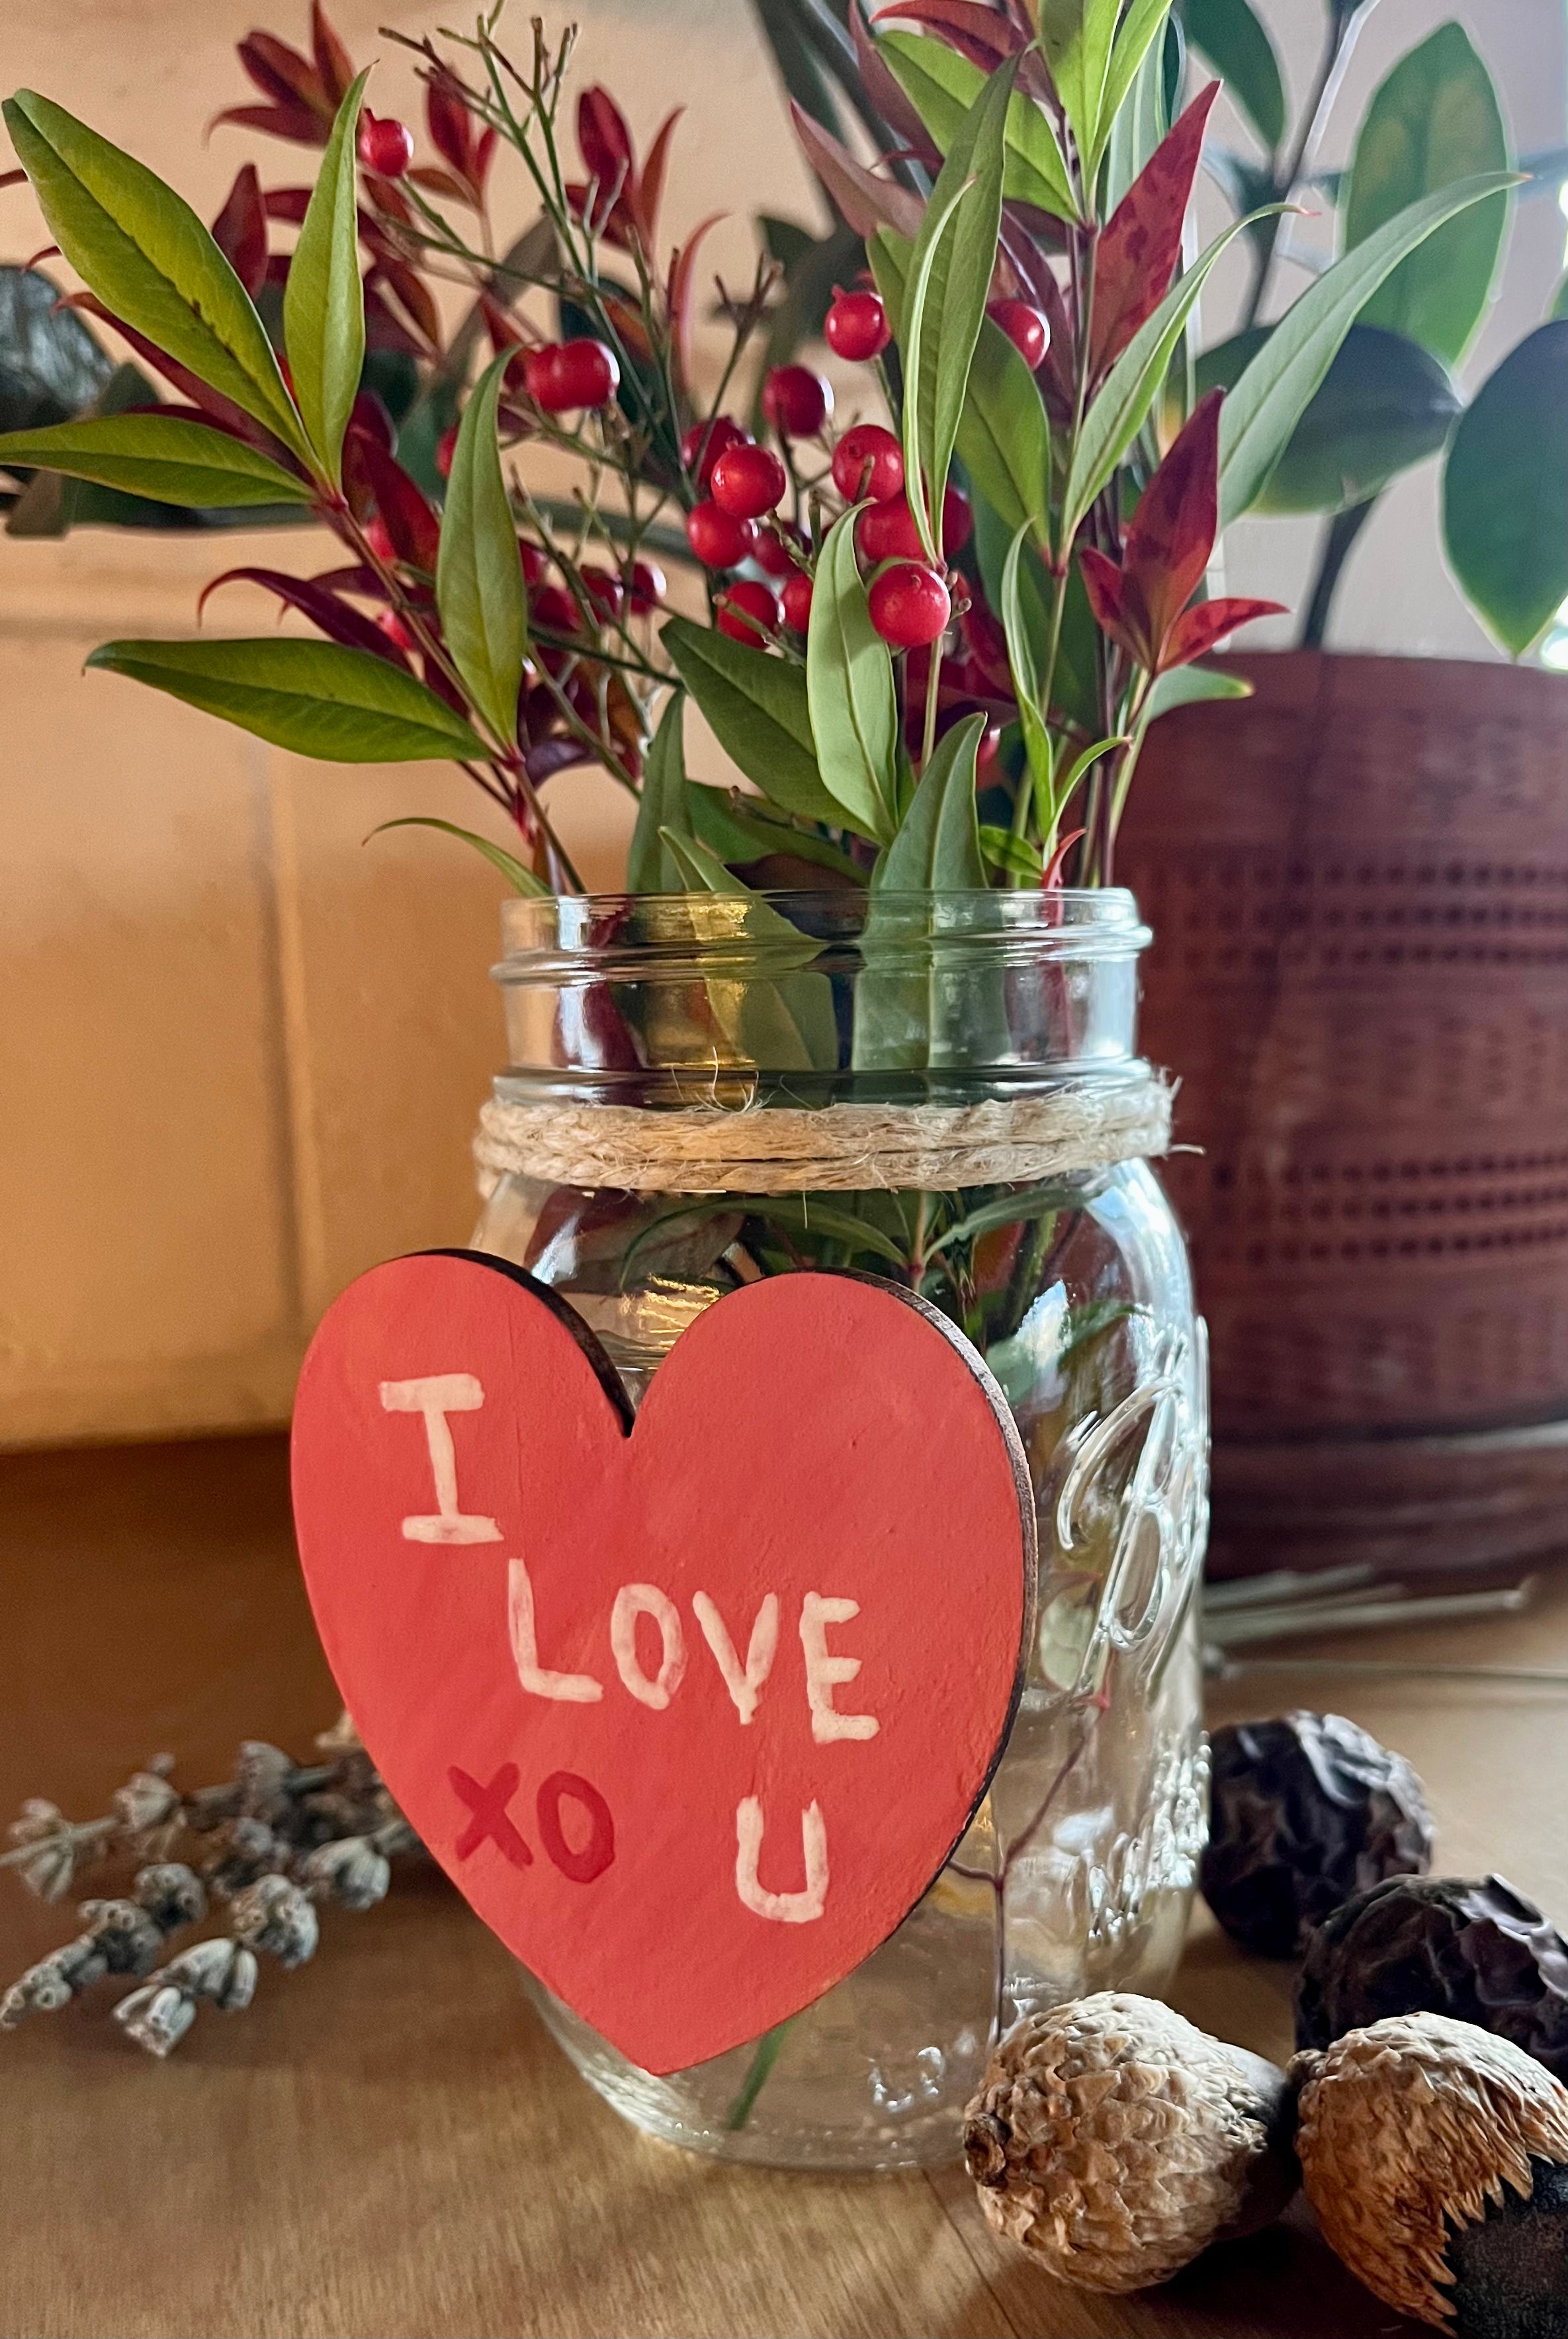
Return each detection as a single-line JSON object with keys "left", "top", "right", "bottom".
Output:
{"left": 2, "top": 1434, "right": 1565, "bottom": 2339}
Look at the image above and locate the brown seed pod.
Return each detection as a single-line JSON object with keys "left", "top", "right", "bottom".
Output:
{"left": 963, "top": 1993, "right": 1299, "bottom": 2292}
{"left": 1292, "top": 2011, "right": 1568, "bottom": 2332}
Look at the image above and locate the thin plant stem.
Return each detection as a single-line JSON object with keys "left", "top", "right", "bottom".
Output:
{"left": 920, "top": 638, "right": 944, "bottom": 772}
{"left": 1299, "top": 493, "right": 1380, "bottom": 648}
{"left": 724, "top": 2018, "right": 796, "bottom": 2130}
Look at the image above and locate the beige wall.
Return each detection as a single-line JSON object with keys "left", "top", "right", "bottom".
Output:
{"left": 1, "top": 1, "right": 1563, "bottom": 1444}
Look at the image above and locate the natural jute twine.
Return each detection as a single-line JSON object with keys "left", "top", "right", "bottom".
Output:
{"left": 473, "top": 1070, "right": 1171, "bottom": 1198}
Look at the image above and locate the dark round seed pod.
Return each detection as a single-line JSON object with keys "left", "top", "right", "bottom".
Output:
{"left": 1201, "top": 1711, "right": 1435, "bottom": 1958}
{"left": 1297, "top": 1874, "right": 1568, "bottom": 2084}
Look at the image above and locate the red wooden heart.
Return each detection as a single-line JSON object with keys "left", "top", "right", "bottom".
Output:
{"left": 291, "top": 1252, "right": 1033, "bottom": 2075}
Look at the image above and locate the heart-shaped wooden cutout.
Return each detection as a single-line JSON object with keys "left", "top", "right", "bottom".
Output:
{"left": 291, "top": 1251, "right": 1034, "bottom": 2075}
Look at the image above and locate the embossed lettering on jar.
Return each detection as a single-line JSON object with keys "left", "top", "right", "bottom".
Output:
{"left": 472, "top": 890, "right": 1211, "bottom": 2168}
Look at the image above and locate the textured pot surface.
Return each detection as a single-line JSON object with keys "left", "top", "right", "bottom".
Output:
{"left": 1121, "top": 652, "right": 1568, "bottom": 1576}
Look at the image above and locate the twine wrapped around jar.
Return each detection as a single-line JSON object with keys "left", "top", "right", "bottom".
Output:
{"left": 473, "top": 1069, "right": 1172, "bottom": 1198}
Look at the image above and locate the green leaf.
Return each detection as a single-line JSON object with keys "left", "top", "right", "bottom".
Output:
{"left": 1035, "top": 0, "right": 1119, "bottom": 185}
{"left": 1345, "top": 25, "right": 1509, "bottom": 367}
{"left": 283, "top": 70, "right": 369, "bottom": 487}
{"left": 1443, "top": 320, "right": 1568, "bottom": 656}
{"left": 871, "top": 234, "right": 1051, "bottom": 553}
{"left": 368, "top": 817, "right": 549, "bottom": 894}
{"left": 876, "top": 712, "right": 987, "bottom": 892}
{"left": 1104, "top": 1, "right": 1174, "bottom": 212}
{"left": 1000, "top": 524, "right": 1055, "bottom": 819}
{"left": 979, "top": 823, "right": 1043, "bottom": 881}
{"left": 661, "top": 614, "right": 850, "bottom": 835}
{"left": 1142, "top": 663, "right": 1252, "bottom": 721}
{"left": 627, "top": 691, "right": 693, "bottom": 892}
{"left": 658, "top": 830, "right": 838, "bottom": 1072}
{"left": 928, "top": 1182, "right": 1064, "bottom": 1256}
{"left": 806, "top": 508, "right": 898, "bottom": 840}
{"left": 687, "top": 785, "right": 864, "bottom": 883}
{"left": 435, "top": 350, "right": 525, "bottom": 744}
{"left": 1063, "top": 209, "right": 1268, "bottom": 543}
{"left": 84, "top": 636, "right": 489, "bottom": 760}
{"left": 898, "top": 59, "right": 1018, "bottom": 566}
{"left": 1219, "top": 171, "right": 1518, "bottom": 527}
{"left": 3, "top": 92, "right": 306, "bottom": 460}
{"left": 1198, "top": 322, "right": 1461, "bottom": 515}
{"left": 877, "top": 32, "right": 1076, "bottom": 221}
{"left": 0, "top": 412, "right": 311, "bottom": 508}
{"left": 1182, "top": 0, "right": 1284, "bottom": 153}
{"left": 736, "top": 1196, "right": 909, "bottom": 1269}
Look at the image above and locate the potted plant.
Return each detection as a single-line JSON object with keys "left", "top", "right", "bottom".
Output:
{"left": 0, "top": 1, "right": 1503, "bottom": 2162}
{"left": 1114, "top": 3, "right": 1568, "bottom": 1580}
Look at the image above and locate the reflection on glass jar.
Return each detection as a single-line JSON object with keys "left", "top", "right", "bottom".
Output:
{"left": 473, "top": 889, "right": 1209, "bottom": 2169}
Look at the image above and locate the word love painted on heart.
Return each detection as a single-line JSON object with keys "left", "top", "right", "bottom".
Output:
{"left": 388, "top": 1366, "right": 883, "bottom": 1923}
{"left": 292, "top": 1251, "right": 1033, "bottom": 2074}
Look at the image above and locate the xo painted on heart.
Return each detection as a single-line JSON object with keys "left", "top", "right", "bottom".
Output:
{"left": 291, "top": 1251, "right": 1034, "bottom": 2074}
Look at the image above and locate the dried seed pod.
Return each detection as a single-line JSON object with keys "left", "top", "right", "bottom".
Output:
{"left": 298, "top": 1835, "right": 390, "bottom": 1912}
{"left": 114, "top": 1939, "right": 259, "bottom": 2058}
{"left": 111, "top": 1769, "right": 181, "bottom": 1837}
{"left": 230, "top": 1874, "right": 318, "bottom": 1968}
{"left": 1201, "top": 1711, "right": 1434, "bottom": 1957}
{"left": 132, "top": 1863, "right": 207, "bottom": 1932}
{"left": 1297, "top": 1875, "right": 1568, "bottom": 2084}
{"left": 1293, "top": 2011, "right": 1568, "bottom": 2333}
{"left": 962, "top": 1994, "right": 1298, "bottom": 2291}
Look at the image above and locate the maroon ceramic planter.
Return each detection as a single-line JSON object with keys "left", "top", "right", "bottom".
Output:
{"left": 1120, "top": 651, "right": 1568, "bottom": 1579}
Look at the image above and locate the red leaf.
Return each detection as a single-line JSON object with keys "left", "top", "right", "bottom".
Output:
{"left": 361, "top": 281, "right": 425, "bottom": 360}
{"left": 869, "top": 0, "right": 1025, "bottom": 71}
{"left": 370, "top": 257, "right": 441, "bottom": 350}
{"left": 261, "top": 186, "right": 312, "bottom": 224}
{"left": 0, "top": 167, "right": 26, "bottom": 192}
{"left": 211, "top": 164, "right": 267, "bottom": 298}
{"left": 850, "top": 2, "right": 940, "bottom": 159}
{"left": 666, "top": 215, "right": 724, "bottom": 393}
{"left": 236, "top": 32, "right": 324, "bottom": 112}
{"left": 578, "top": 87, "right": 634, "bottom": 190}
{"left": 198, "top": 565, "right": 408, "bottom": 664}
{"left": 426, "top": 75, "right": 474, "bottom": 180}
{"left": 310, "top": 3, "right": 357, "bottom": 109}
{"left": 1121, "top": 388, "right": 1223, "bottom": 656}
{"left": 346, "top": 389, "right": 394, "bottom": 453}
{"left": 345, "top": 435, "right": 441, "bottom": 570}
{"left": 634, "top": 109, "right": 683, "bottom": 249}
{"left": 210, "top": 102, "right": 327, "bottom": 147}
{"left": 1090, "top": 85, "right": 1218, "bottom": 378}
{"left": 421, "top": 650, "right": 470, "bottom": 719}
{"left": 479, "top": 292, "right": 527, "bottom": 355}
{"left": 789, "top": 103, "right": 925, "bottom": 240}
{"left": 475, "top": 126, "right": 499, "bottom": 193}
{"left": 1042, "top": 826, "right": 1085, "bottom": 889}
{"left": 1077, "top": 543, "right": 1134, "bottom": 650}
{"left": 1160, "top": 596, "right": 1283, "bottom": 669}
{"left": 407, "top": 165, "right": 474, "bottom": 205}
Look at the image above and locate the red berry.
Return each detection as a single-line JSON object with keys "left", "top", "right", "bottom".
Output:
{"left": 762, "top": 364, "right": 832, "bottom": 439}
{"left": 359, "top": 112, "right": 414, "bottom": 180}
{"left": 867, "top": 562, "right": 951, "bottom": 648}
{"left": 824, "top": 288, "right": 891, "bottom": 363}
{"left": 529, "top": 584, "right": 579, "bottom": 634}
{"left": 435, "top": 423, "right": 458, "bottom": 479}
{"left": 857, "top": 496, "right": 924, "bottom": 564}
{"left": 753, "top": 523, "right": 805, "bottom": 579}
{"left": 374, "top": 607, "right": 413, "bottom": 651}
{"left": 857, "top": 482, "right": 973, "bottom": 564}
{"left": 780, "top": 570, "right": 814, "bottom": 632}
{"left": 831, "top": 423, "right": 903, "bottom": 504}
{"left": 988, "top": 299, "right": 1050, "bottom": 372}
{"left": 518, "top": 539, "right": 548, "bottom": 586}
{"left": 685, "top": 500, "right": 758, "bottom": 570}
{"left": 709, "top": 440, "right": 787, "bottom": 521}
{"left": 524, "top": 338, "right": 620, "bottom": 412}
{"left": 363, "top": 515, "right": 397, "bottom": 564}
{"left": 680, "top": 415, "right": 746, "bottom": 488}
{"left": 579, "top": 565, "right": 623, "bottom": 621}
{"left": 716, "top": 578, "right": 780, "bottom": 646}
{"left": 628, "top": 557, "right": 666, "bottom": 615}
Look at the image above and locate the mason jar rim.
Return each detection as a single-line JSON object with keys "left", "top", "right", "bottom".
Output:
{"left": 496, "top": 887, "right": 1151, "bottom": 978}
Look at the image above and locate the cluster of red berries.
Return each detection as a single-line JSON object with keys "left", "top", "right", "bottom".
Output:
{"left": 357, "top": 111, "right": 414, "bottom": 181}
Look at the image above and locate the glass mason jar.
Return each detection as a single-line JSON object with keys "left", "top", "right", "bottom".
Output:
{"left": 472, "top": 888, "right": 1208, "bottom": 2170}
